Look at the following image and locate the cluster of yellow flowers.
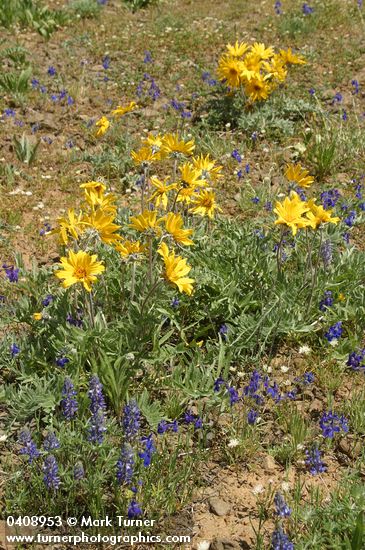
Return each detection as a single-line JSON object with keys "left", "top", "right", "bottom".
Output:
{"left": 95, "top": 101, "right": 138, "bottom": 138}
{"left": 52, "top": 133, "right": 223, "bottom": 296}
{"left": 274, "top": 163, "right": 340, "bottom": 235}
{"left": 127, "top": 132, "right": 223, "bottom": 295}
{"left": 217, "top": 41, "right": 306, "bottom": 102}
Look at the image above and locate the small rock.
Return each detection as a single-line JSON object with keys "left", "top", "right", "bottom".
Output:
{"left": 262, "top": 455, "right": 276, "bottom": 471}
{"left": 337, "top": 438, "right": 362, "bottom": 459}
{"left": 309, "top": 398, "right": 323, "bottom": 414}
{"left": 209, "top": 539, "right": 241, "bottom": 550}
{"left": 208, "top": 497, "right": 231, "bottom": 517}
{"left": 270, "top": 356, "right": 283, "bottom": 368}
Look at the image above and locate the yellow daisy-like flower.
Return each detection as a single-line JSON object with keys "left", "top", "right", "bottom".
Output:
{"left": 192, "top": 154, "right": 223, "bottom": 183}
{"left": 158, "top": 242, "right": 194, "bottom": 295}
{"left": 79, "top": 181, "right": 117, "bottom": 212}
{"left": 149, "top": 176, "right": 177, "bottom": 210}
{"left": 55, "top": 250, "right": 105, "bottom": 292}
{"left": 115, "top": 240, "right": 145, "bottom": 259}
{"left": 163, "top": 212, "right": 194, "bottom": 246}
{"left": 285, "top": 163, "right": 314, "bottom": 189}
{"left": 142, "top": 133, "right": 167, "bottom": 160}
{"left": 240, "top": 53, "right": 262, "bottom": 80}
{"left": 244, "top": 74, "right": 272, "bottom": 102}
{"left": 177, "top": 162, "right": 206, "bottom": 188}
{"left": 217, "top": 55, "right": 244, "bottom": 88}
{"left": 95, "top": 116, "right": 110, "bottom": 138}
{"left": 160, "top": 133, "right": 195, "bottom": 157}
{"left": 33, "top": 312, "right": 43, "bottom": 321}
{"left": 80, "top": 181, "right": 106, "bottom": 199}
{"left": 53, "top": 208, "right": 86, "bottom": 245}
{"left": 111, "top": 101, "right": 138, "bottom": 118}
{"left": 176, "top": 186, "right": 197, "bottom": 205}
{"left": 82, "top": 210, "right": 122, "bottom": 245}
{"left": 250, "top": 42, "right": 274, "bottom": 60}
{"left": 262, "top": 55, "right": 288, "bottom": 83}
{"left": 226, "top": 41, "right": 249, "bottom": 57}
{"left": 274, "top": 191, "right": 311, "bottom": 235}
{"left": 189, "top": 190, "right": 222, "bottom": 219}
{"left": 279, "top": 48, "right": 306, "bottom": 65}
{"left": 131, "top": 146, "right": 158, "bottom": 166}
{"left": 129, "top": 210, "right": 162, "bottom": 233}
{"left": 305, "top": 199, "right": 340, "bottom": 229}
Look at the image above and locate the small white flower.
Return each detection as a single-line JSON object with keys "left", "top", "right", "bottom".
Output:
{"left": 280, "top": 365, "right": 289, "bottom": 373}
{"left": 281, "top": 481, "right": 291, "bottom": 492}
{"left": 252, "top": 484, "right": 264, "bottom": 495}
{"left": 298, "top": 345, "right": 311, "bottom": 355}
{"left": 197, "top": 541, "right": 210, "bottom": 550}
{"left": 330, "top": 339, "right": 338, "bottom": 347}
{"left": 0, "top": 434, "right": 7, "bottom": 442}
{"left": 228, "top": 438, "right": 240, "bottom": 448}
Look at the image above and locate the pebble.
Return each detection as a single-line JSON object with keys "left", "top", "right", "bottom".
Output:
{"left": 208, "top": 497, "right": 231, "bottom": 517}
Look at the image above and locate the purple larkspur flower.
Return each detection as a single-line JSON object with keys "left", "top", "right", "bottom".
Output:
{"left": 319, "top": 410, "right": 349, "bottom": 438}
{"left": 324, "top": 321, "right": 342, "bottom": 342}
{"left": 347, "top": 349, "right": 365, "bottom": 371}
{"left": 214, "top": 377, "right": 226, "bottom": 392}
{"left": 305, "top": 445, "right": 326, "bottom": 475}
{"left": 274, "top": 492, "right": 291, "bottom": 517}
{"left": 228, "top": 385, "right": 239, "bottom": 406}
{"left": 247, "top": 409, "right": 258, "bottom": 425}
{"left": 143, "top": 51, "right": 153, "bottom": 63}
{"left": 128, "top": 500, "right": 142, "bottom": 518}
{"left": 344, "top": 210, "right": 356, "bottom": 227}
{"left": 157, "top": 420, "right": 178, "bottom": 434}
{"left": 138, "top": 434, "right": 156, "bottom": 467}
{"left": 271, "top": 527, "right": 294, "bottom": 550}
{"left": 88, "top": 375, "right": 106, "bottom": 414}
{"left": 88, "top": 409, "right": 106, "bottom": 444}
{"left": 319, "top": 290, "right": 333, "bottom": 312}
{"left": 10, "top": 343, "right": 20, "bottom": 357}
{"left": 219, "top": 323, "right": 228, "bottom": 339}
{"left": 274, "top": 1, "right": 282, "bottom": 15}
{"left": 42, "top": 294, "right": 53, "bottom": 307}
{"left": 116, "top": 444, "right": 134, "bottom": 484}
{"left": 352, "top": 80, "right": 360, "bottom": 95}
{"left": 231, "top": 149, "right": 242, "bottom": 163}
{"left": 43, "top": 431, "right": 60, "bottom": 451}
{"left": 302, "top": 3, "right": 314, "bottom": 14}
{"left": 3, "top": 264, "right": 19, "bottom": 283}
{"left": 320, "top": 239, "right": 332, "bottom": 269}
{"left": 43, "top": 455, "right": 60, "bottom": 490}
{"left": 102, "top": 56, "right": 110, "bottom": 70}
{"left": 56, "top": 356, "right": 69, "bottom": 368}
{"left": 19, "top": 429, "right": 40, "bottom": 463}
{"left": 60, "top": 378, "right": 78, "bottom": 420}
{"left": 122, "top": 400, "right": 140, "bottom": 442}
